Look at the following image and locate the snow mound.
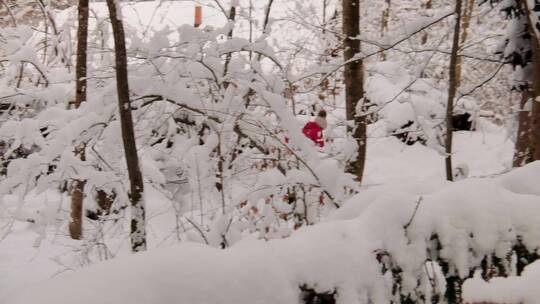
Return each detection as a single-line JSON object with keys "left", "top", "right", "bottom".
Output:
{"left": 463, "top": 260, "right": 540, "bottom": 304}
{"left": 5, "top": 162, "right": 540, "bottom": 304}
{"left": 498, "top": 160, "right": 540, "bottom": 196}
{"left": 4, "top": 243, "right": 297, "bottom": 304}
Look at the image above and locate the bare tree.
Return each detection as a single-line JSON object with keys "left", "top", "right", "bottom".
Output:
{"left": 68, "top": 0, "right": 89, "bottom": 240}
{"left": 445, "top": 0, "right": 463, "bottom": 181}
{"left": 106, "top": 0, "right": 146, "bottom": 252}
{"left": 342, "top": 0, "right": 366, "bottom": 182}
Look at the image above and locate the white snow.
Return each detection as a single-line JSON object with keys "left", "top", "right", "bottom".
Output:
{"left": 4, "top": 161, "right": 540, "bottom": 304}
{"left": 464, "top": 260, "right": 540, "bottom": 304}
{"left": 0, "top": 1, "right": 535, "bottom": 303}
{"left": 4, "top": 243, "right": 298, "bottom": 304}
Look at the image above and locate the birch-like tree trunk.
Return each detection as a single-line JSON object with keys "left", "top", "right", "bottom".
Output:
{"left": 68, "top": 0, "right": 89, "bottom": 240}
{"left": 342, "top": 0, "right": 366, "bottom": 182}
{"left": 445, "top": 0, "right": 463, "bottom": 181}
{"left": 106, "top": 0, "right": 146, "bottom": 252}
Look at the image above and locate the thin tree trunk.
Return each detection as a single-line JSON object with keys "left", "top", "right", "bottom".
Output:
{"left": 513, "top": 90, "right": 532, "bottom": 167}
{"left": 322, "top": 0, "right": 327, "bottom": 35}
{"left": 380, "top": 0, "right": 391, "bottom": 60}
{"left": 248, "top": 0, "right": 253, "bottom": 61}
{"left": 380, "top": 0, "right": 391, "bottom": 34}
{"left": 222, "top": 5, "right": 236, "bottom": 80}
{"left": 445, "top": 0, "right": 463, "bottom": 181}
{"left": 68, "top": 0, "right": 89, "bottom": 240}
{"left": 523, "top": 0, "right": 540, "bottom": 161}
{"left": 455, "top": 0, "right": 475, "bottom": 89}
{"left": 254, "top": 0, "right": 274, "bottom": 63}
{"left": 106, "top": 0, "right": 146, "bottom": 252}
{"left": 461, "top": 0, "right": 475, "bottom": 44}
{"left": 343, "top": 0, "right": 366, "bottom": 182}
{"left": 421, "top": 0, "right": 433, "bottom": 45}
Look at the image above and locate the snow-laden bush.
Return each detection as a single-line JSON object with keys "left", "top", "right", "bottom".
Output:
{"left": 0, "top": 2, "right": 358, "bottom": 261}
{"left": 365, "top": 61, "right": 481, "bottom": 148}
{"left": 5, "top": 162, "right": 540, "bottom": 304}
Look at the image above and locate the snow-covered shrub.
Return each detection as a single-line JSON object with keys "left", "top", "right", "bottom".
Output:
{"left": 5, "top": 161, "right": 540, "bottom": 304}
{"left": 0, "top": 2, "right": 357, "bottom": 259}
{"left": 365, "top": 61, "right": 479, "bottom": 148}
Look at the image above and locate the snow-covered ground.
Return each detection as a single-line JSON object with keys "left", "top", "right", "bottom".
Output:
{"left": 0, "top": 126, "right": 518, "bottom": 301}
{"left": 464, "top": 260, "right": 540, "bottom": 303}
{"left": 3, "top": 159, "right": 539, "bottom": 304}
{"left": 364, "top": 128, "right": 512, "bottom": 186}
{"left": 0, "top": 1, "right": 534, "bottom": 303}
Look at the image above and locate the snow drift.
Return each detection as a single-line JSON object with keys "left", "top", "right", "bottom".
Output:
{"left": 5, "top": 162, "right": 540, "bottom": 304}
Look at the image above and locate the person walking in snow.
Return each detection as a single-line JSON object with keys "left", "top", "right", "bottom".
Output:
{"left": 302, "top": 110, "right": 327, "bottom": 147}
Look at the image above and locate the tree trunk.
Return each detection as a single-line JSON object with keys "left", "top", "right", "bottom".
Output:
{"left": 421, "top": 0, "right": 432, "bottom": 45}
{"left": 106, "top": 0, "right": 146, "bottom": 252}
{"left": 513, "top": 90, "right": 532, "bottom": 167}
{"left": 342, "top": 0, "right": 366, "bottom": 183}
{"left": 455, "top": 0, "right": 475, "bottom": 89}
{"left": 322, "top": 0, "right": 328, "bottom": 35}
{"left": 380, "top": 0, "right": 391, "bottom": 60}
{"left": 222, "top": 5, "right": 236, "bottom": 80}
{"left": 74, "top": 0, "right": 88, "bottom": 109}
{"left": 445, "top": 0, "right": 463, "bottom": 181}
{"left": 68, "top": 0, "right": 89, "bottom": 240}
{"left": 444, "top": 276, "right": 463, "bottom": 304}
{"left": 523, "top": 0, "right": 540, "bottom": 161}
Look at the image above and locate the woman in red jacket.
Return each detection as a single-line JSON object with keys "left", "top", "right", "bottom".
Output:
{"left": 302, "top": 110, "right": 327, "bottom": 147}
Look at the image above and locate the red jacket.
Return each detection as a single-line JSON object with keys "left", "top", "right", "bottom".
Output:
{"left": 302, "top": 121, "right": 324, "bottom": 147}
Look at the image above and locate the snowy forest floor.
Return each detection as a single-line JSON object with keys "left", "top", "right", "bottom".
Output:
{"left": 0, "top": 126, "right": 515, "bottom": 301}
{"left": 2, "top": 1, "right": 538, "bottom": 303}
